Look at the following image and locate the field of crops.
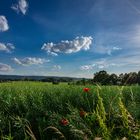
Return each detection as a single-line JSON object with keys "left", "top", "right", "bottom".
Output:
{"left": 0, "top": 82, "right": 140, "bottom": 140}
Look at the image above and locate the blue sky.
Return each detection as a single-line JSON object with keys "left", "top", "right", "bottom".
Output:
{"left": 0, "top": 0, "right": 140, "bottom": 78}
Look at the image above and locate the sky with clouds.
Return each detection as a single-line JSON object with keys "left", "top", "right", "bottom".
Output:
{"left": 0, "top": 0, "right": 140, "bottom": 78}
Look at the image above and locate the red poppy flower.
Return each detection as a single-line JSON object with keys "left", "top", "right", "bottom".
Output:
{"left": 80, "top": 110, "right": 87, "bottom": 117}
{"left": 60, "top": 118, "right": 69, "bottom": 126}
{"left": 83, "top": 88, "right": 90, "bottom": 92}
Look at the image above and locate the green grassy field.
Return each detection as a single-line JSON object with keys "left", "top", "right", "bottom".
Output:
{"left": 0, "top": 82, "right": 140, "bottom": 140}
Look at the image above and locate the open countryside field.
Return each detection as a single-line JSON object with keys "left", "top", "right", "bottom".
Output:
{"left": 0, "top": 82, "right": 140, "bottom": 140}
{"left": 1, "top": 0, "right": 140, "bottom": 139}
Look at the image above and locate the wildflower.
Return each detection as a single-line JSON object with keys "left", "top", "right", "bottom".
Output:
{"left": 80, "top": 110, "right": 87, "bottom": 118}
{"left": 83, "top": 88, "right": 90, "bottom": 92}
{"left": 60, "top": 118, "right": 69, "bottom": 126}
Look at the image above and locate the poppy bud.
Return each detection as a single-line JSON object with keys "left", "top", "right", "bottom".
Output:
{"left": 60, "top": 118, "right": 69, "bottom": 126}
{"left": 83, "top": 88, "right": 90, "bottom": 92}
{"left": 80, "top": 110, "right": 87, "bottom": 117}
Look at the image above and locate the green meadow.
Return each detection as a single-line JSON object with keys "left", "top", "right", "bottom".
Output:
{"left": 0, "top": 82, "right": 140, "bottom": 140}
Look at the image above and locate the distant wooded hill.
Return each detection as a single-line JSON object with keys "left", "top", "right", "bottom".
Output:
{"left": 0, "top": 75, "right": 84, "bottom": 82}
{"left": 0, "top": 70, "right": 140, "bottom": 85}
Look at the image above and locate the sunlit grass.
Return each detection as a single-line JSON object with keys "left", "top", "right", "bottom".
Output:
{"left": 0, "top": 81, "right": 140, "bottom": 139}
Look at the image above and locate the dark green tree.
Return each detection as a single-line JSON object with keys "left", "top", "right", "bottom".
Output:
{"left": 137, "top": 71, "right": 140, "bottom": 85}
{"left": 118, "top": 73, "right": 124, "bottom": 85}
{"left": 93, "top": 70, "right": 110, "bottom": 85}
{"left": 108, "top": 73, "right": 118, "bottom": 85}
{"left": 128, "top": 72, "right": 137, "bottom": 85}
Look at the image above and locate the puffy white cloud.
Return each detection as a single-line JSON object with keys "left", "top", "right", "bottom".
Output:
{"left": 48, "top": 51, "right": 58, "bottom": 56}
{"left": 13, "top": 57, "right": 49, "bottom": 66}
{"left": 0, "top": 43, "right": 15, "bottom": 53}
{"left": 11, "top": 0, "right": 28, "bottom": 15}
{"left": 41, "top": 36, "right": 93, "bottom": 56}
{"left": 0, "top": 16, "right": 9, "bottom": 32}
{"left": 0, "top": 63, "right": 13, "bottom": 72}
{"left": 13, "top": 58, "right": 22, "bottom": 65}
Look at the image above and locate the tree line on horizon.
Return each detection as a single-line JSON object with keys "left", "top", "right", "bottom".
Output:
{"left": 75, "top": 70, "right": 140, "bottom": 85}
{"left": 94, "top": 70, "right": 140, "bottom": 85}
{"left": 0, "top": 70, "right": 140, "bottom": 85}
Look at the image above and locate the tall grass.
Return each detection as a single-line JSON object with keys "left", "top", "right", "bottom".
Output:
{"left": 0, "top": 82, "right": 140, "bottom": 139}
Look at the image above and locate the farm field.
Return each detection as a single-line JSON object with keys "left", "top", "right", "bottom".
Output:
{"left": 0, "top": 82, "right": 140, "bottom": 140}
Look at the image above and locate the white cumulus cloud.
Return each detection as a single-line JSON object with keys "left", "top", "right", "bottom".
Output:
{"left": 0, "top": 16, "right": 9, "bottom": 32}
{"left": 41, "top": 36, "right": 93, "bottom": 56}
{"left": 0, "top": 43, "right": 15, "bottom": 53}
{"left": 11, "top": 0, "right": 28, "bottom": 15}
{"left": 0, "top": 63, "right": 13, "bottom": 72}
{"left": 13, "top": 57, "right": 49, "bottom": 66}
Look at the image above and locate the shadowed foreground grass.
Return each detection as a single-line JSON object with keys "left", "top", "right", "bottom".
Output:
{"left": 0, "top": 82, "right": 140, "bottom": 140}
